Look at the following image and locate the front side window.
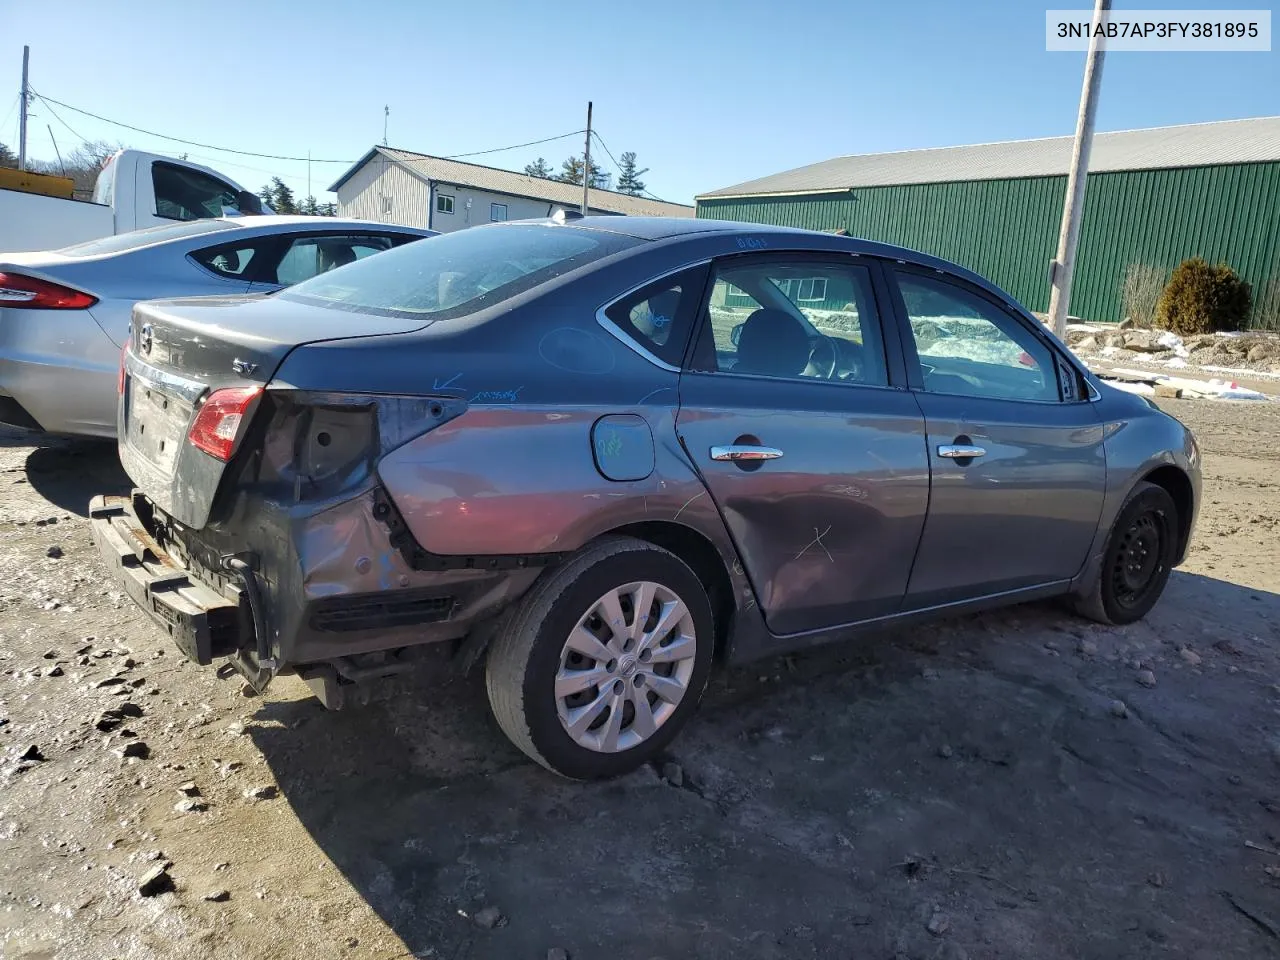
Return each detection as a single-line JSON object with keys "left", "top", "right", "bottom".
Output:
{"left": 272, "top": 235, "right": 397, "bottom": 286}
{"left": 437, "top": 194, "right": 455, "bottom": 215}
{"left": 152, "top": 162, "right": 242, "bottom": 221}
{"left": 700, "top": 259, "right": 888, "bottom": 387}
{"left": 896, "top": 272, "right": 1059, "bottom": 402}
{"left": 490, "top": 202, "right": 508, "bottom": 222}
{"left": 283, "top": 223, "right": 642, "bottom": 321}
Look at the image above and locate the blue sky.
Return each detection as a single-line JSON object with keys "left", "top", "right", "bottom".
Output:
{"left": 2, "top": 0, "right": 1276, "bottom": 204}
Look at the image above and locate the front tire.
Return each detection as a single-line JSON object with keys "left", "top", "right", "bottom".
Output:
{"left": 1073, "top": 481, "right": 1179, "bottom": 625}
{"left": 485, "top": 537, "right": 715, "bottom": 779}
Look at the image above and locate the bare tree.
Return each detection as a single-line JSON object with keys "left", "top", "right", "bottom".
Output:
{"left": 1120, "top": 263, "right": 1166, "bottom": 328}
{"left": 30, "top": 139, "right": 124, "bottom": 198}
{"left": 1251, "top": 265, "right": 1280, "bottom": 331}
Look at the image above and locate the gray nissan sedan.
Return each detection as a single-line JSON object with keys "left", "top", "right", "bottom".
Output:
{"left": 89, "top": 215, "right": 1200, "bottom": 779}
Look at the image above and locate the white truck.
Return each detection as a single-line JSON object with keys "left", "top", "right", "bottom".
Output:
{"left": 0, "top": 150, "right": 269, "bottom": 254}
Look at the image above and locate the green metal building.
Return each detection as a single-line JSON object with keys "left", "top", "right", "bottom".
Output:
{"left": 696, "top": 117, "right": 1280, "bottom": 327}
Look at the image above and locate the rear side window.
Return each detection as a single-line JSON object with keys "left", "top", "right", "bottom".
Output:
{"left": 153, "top": 162, "right": 243, "bottom": 221}
{"left": 282, "top": 223, "right": 643, "bottom": 321}
{"left": 273, "top": 234, "right": 396, "bottom": 285}
{"left": 696, "top": 258, "right": 889, "bottom": 387}
{"left": 191, "top": 242, "right": 268, "bottom": 279}
{"left": 602, "top": 267, "right": 707, "bottom": 367}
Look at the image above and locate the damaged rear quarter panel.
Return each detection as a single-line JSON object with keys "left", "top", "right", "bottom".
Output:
{"left": 377, "top": 403, "right": 736, "bottom": 558}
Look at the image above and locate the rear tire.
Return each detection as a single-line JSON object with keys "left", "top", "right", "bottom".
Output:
{"left": 1073, "top": 481, "right": 1178, "bottom": 626}
{"left": 485, "top": 536, "right": 715, "bottom": 779}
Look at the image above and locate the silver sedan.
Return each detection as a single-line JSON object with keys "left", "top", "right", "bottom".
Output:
{"left": 0, "top": 216, "right": 435, "bottom": 438}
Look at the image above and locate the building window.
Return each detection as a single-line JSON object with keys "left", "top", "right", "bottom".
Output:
{"left": 796, "top": 277, "right": 828, "bottom": 302}
{"left": 436, "top": 194, "right": 455, "bottom": 215}
{"left": 379, "top": 195, "right": 392, "bottom": 215}
{"left": 490, "top": 202, "right": 508, "bottom": 222}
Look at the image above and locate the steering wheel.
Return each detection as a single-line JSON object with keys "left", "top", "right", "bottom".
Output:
{"left": 807, "top": 336, "right": 839, "bottom": 379}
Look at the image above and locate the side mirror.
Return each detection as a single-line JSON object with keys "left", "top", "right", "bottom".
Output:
{"left": 234, "top": 190, "right": 266, "bottom": 216}
{"left": 730, "top": 323, "right": 744, "bottom": 347}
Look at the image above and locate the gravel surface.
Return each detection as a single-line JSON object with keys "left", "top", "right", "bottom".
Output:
{"left": 2, "top": 400, "right": 1279, "bottom": 960}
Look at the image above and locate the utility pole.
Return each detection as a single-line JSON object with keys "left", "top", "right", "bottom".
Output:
{"left": 1047, "top": 0, "right": 1110, "bottom": 338}
{"left": 18, "top": 45, "right": 30, "bottom": 172}
{"left": 581, "top": 101, "right": 592, "bottom": 216}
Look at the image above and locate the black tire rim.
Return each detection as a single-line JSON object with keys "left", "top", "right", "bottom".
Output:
{"left": 1110, "top": 510, "right": 1166, "bottom": 611}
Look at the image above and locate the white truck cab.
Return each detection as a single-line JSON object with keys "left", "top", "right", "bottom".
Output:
{"left": 1, "top": 150, "right": 269, "bottom": 254}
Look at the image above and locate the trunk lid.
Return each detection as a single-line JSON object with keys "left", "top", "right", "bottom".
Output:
{"left": 121, "top": 294, "right": 431, "bottom": 529}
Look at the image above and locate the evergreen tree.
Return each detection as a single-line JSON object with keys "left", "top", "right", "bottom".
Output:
{"left": 259, "top": 177, "right": 298, "bottom": 214}
{"left": 298, "top": 195, "right": 319, "bottom": 215}
{"left": 523, "top": 157, "right": 554, "bottom": 179}
{"left": 615, "top": 151, "right": 649, "bottom": 196}
{"left": 0, "top": 142, "right": 19, "bottom": 169}
{"left": 556, "top": 155, "right": 610, "bottom": 189}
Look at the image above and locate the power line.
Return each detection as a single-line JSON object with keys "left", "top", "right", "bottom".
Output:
{"left": 443, "top": 130, "right": 584, "bottom": 160}
{"left": 32, "top": 91, "right": 90, "bottom": 147}
{"left": 32, "top": 92, "right": 356, "bottom": 162}
{"left": 30, "top": 92, "right": 589, "bottom": 171}
{"left": 591, "top": 129, "right": 669, "bottom": 203}
{"left": 0, "top": 94, "right": 18, "bottom": 145}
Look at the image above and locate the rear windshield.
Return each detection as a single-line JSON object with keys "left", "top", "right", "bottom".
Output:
{"left": 58, "top": 218, "right": 238, "bottom": 257}
{"left": 280, "top": 222, "right": 642, "bottom": 320}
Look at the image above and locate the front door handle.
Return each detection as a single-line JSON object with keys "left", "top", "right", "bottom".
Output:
{"left": 937, "top": 444, "right": 986, "bottom": 459}
{"left": 710, "top": 444, "right": 784, "bottom": 462}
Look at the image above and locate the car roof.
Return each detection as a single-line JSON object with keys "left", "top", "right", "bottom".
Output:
{"left": 539, "top": 215, "right": 799, "bottom": 241}
{"left": 214, "top": 215, "right": 436, "bottom": 235}
{"left": 545, "top": 216, "right": 1000, "bottom": 297}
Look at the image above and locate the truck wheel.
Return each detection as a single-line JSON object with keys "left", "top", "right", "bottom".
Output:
{"left": 1073, "top": 481, "right": 1179, "bottom": 626}
{"left": 486, "top": 536, "right": 714, "bottom": 780}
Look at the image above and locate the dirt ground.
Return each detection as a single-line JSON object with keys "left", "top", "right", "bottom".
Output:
{"left": 2, "top": 397, "right": 1279, "bottom": 960}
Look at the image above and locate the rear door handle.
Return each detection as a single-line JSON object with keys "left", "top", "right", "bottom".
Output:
{"left": 937, "top": 444, "right": 986, "bottom": 459}
{"left": 710, "top": 444, "right": 784, "bottom": 462}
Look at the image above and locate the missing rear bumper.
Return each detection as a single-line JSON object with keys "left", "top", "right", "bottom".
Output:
{"left": 89, "top": 493, "right": 248, "bottom": 666}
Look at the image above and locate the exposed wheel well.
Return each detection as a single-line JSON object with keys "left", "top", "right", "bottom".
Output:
{"left": 1141, "top": 465, "right": 1194, "bottom": 558}
{"left": 604, "top": 521, "right": 737, "bottom": 661}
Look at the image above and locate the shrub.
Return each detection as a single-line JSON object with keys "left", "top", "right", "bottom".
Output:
{"left": 1153, "top": 257, "right": 1252, "bottom": 336}
{"left": 1119, "top": 263, "right": 1165, "bottom": 328}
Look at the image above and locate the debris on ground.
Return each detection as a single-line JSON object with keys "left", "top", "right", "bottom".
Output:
{"left": 661, "top": 761, "right": 684, "bottom": 787}
{"left": 138, "top": 863, "right": 175, "bottom": 897}
{"left": 472, "top": 905, "right": 505, "bottom": 929}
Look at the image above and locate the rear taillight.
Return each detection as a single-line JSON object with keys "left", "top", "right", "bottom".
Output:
{"left": 0, "top": 272, "right": 98, "bottom": 309}
{"left": 187, "top": 386, "right": 262, "bottom": 461}
{"left": 117, "top": 345, "right": 128, "bottom": 395}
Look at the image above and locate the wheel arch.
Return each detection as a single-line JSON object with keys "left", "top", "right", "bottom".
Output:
{"left": 593, "top": 520, "right": 737, "bottom": 662}
{"left": 1139, "top": 464, "right": 1195, "bottom": 562}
